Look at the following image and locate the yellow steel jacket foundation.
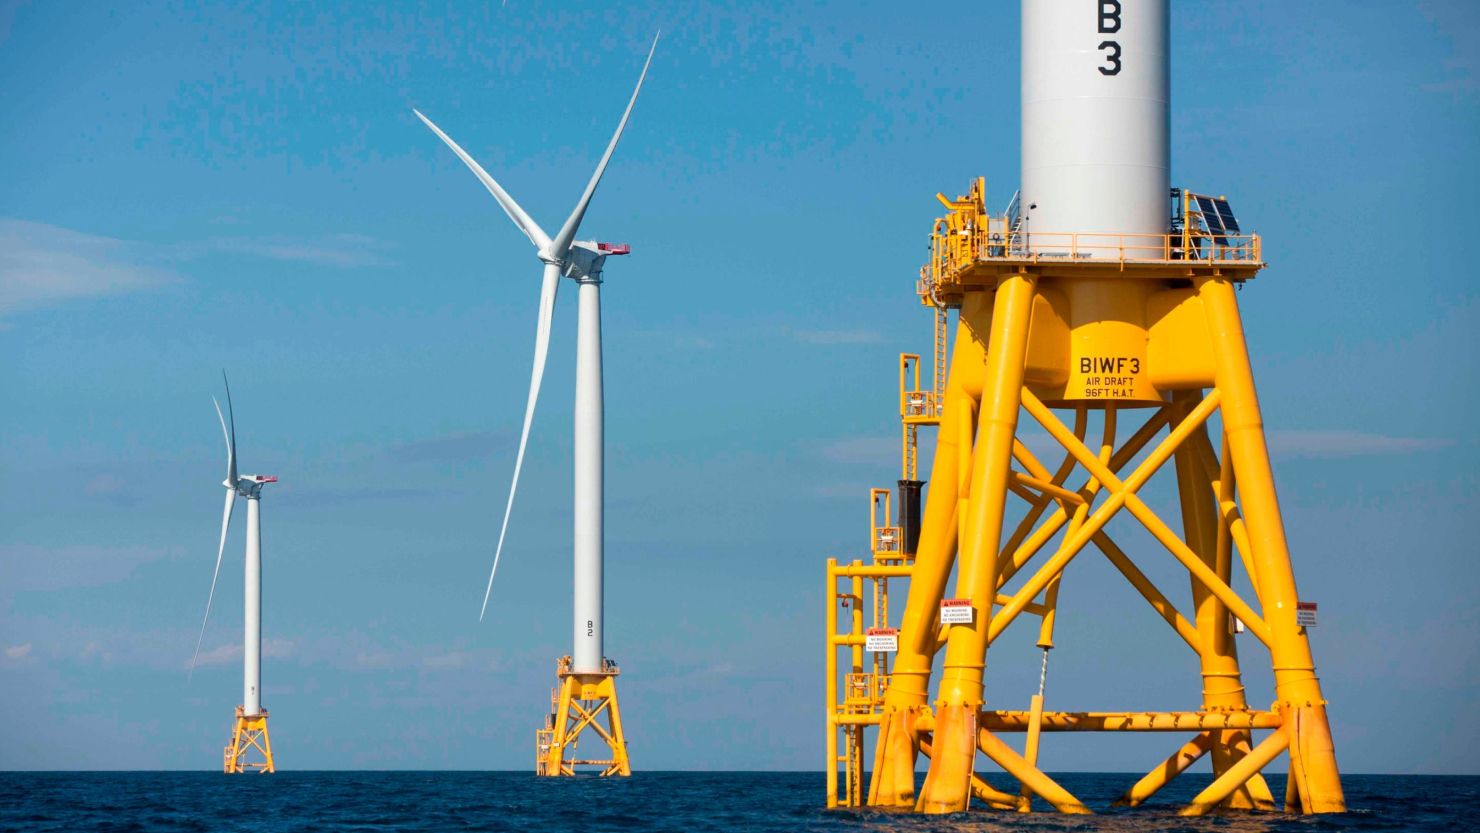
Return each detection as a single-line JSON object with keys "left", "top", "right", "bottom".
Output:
{"left": 825, "top": 179, "right": 1344, "bottom": 817}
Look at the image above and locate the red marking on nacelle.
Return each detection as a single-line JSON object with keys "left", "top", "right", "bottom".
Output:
{"left": 259, "top": 476, "right": 279, "bottom": 483}
{"left": 597, "top": 242, "right": 631, "bottom": 255}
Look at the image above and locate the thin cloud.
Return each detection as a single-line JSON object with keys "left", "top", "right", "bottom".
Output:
{"left": 791, "top": 329, "right": 883, "bottom": 345}
{"left": 354, "top": 651, "right": 395, "bottom": 671}
{"left": 191, "top": 639, "right": 293, "bottom": 668}
{"left": 5, "top": 644, "right": 32, "bottom": 661}
{"left": 284, "top": 486, "right": 441, "bottom": 507}
{"left": 1419, "top": 1, "right": 1479, "bottom": 97}
{"left": 0, "top": 220, "right": 177, "bottom": 320}
{"left": 83, "top": 474, "right": 140, "bottom": 507}
{"left": 1267, "top": 430, "right": 1452, "bottom": 459}
{"left": 422, "top": 652, "right": 468, "bottom": 670}
{"left": 170, "top": 233, "right": 395, "bottom": 268}
{"left": 0, "top": 219, "right": 393, "bottom": 324}
{"left": 387, "top": 431, "right": 508, "bottom": 464}
{"left": 0, "top": 543, "right": 179, "bottom": 595}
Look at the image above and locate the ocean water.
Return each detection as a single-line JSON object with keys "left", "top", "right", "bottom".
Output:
{"left": 1, "top": 772, "right": 1475, "bottom": 833}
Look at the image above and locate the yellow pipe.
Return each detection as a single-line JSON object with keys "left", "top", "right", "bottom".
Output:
{"left": 1033, "top": 406, "right": 1102, "bottom": 652}
{"left": 986, "top": 390, "right": 1226, "bottom": 645}
{"left": 1114, "top": 732, "right": 1213, "bottom": 807}
{"left": 955, "top": 390, "right": 976, "bottom": 578}
{"left": 882, "top": 319, "right": 982, "bottom": 711}
{"left": 1010, "top": 471, "right": 1086, "bottom": 506}
{"left": 1008, "top": 481, "right": 1040, "bottom": 503}
{"left": 1172, "top": 390, "right": 1274, "bottom": 811}
{"left": 850, "top": 566, "right": 864, "bottom": 675}
{"left": 1285, "top": 759, "right": 1301, "bottom": 812}
{"left": 938, "top": 276, "right": 1038, "bottom": 705}
{"left": 999, "top": 409, "right": 1089, "bottom": 583}
{"left": 1016, "top": 389, "right": 1274, "bottom": 647}
{"left": 1197, "top": 276, "right": 1344, "bottom": 812}
{"left": 995, "top": 406, "right": 1170, "bottom": 591}
{"left": 867, "top": 707, "right": 918, "bottom": 806}
{"left": 917, "top": 736, "right": 1021, "bottom": 810}
{"left": 1018, "top": 692, "right": 1047, "bottom": 812}
{"left": 1218, "top": 429, "right": 1261, "bottom": 596}
{"left": 1188, "top": 425, "right": 1260, "bottom": 590}
{"left": 977, "top": 728, "right": 1091, "bottom": 814}
{"left": 1036, "top": 580, "right": 1063, "bottom": 650}
{"left": 996, "top": 504, "right": 1074, "bottom": 592}
{"left": 1091, "top": 532, "right": 1202, "bottom": 653}
{"left": 871, "top": 319, "right": 983, "bottom": 807}
{"left": 834, "top": 565, "right": 914, "bottom": 578}
{"left": 985, "top": 711, "right": 1282, "bottom": 732}
{"left": 921, "top": 275, "right": 1038, "bottom": 815}
{"left": 825, "top": 559, "right": 838, "bottom": 808}
{"left": 918, "top": 710, "right": 1283, "bottom": 732}
{"left": 1179, "top": 729, "right": 1290, "bottom": 816}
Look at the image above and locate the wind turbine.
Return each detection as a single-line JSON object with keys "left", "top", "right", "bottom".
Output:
{"left": 191, "top": 372, "right": 278, "bottom": 774}
{"left": 413, "top": 32, "right": 657, "bottom": 777}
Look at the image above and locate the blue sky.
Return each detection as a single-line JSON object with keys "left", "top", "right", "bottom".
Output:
{"left": 1, "top": 0, "right": 1476, "bottom": 773}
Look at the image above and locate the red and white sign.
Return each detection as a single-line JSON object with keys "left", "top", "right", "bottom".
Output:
{"left": 940, "top": 598, "right": 974, "bottom": 625}
{"left": 1296, "top": 602, "right": 1318, "bottom": 628}
{"left": 865, "top": 628, "right": 899, "bottom": 653}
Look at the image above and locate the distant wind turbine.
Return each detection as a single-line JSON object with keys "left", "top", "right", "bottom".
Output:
{"left": 412, "top": 32, "right": 657, "bottom": 662}
{"left": 413, "top": 34, "right": 658, "bottom": 776}
{"left": 191, "top": 372, "right": 279, "bottom": 773}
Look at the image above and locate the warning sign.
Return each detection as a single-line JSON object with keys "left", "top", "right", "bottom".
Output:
{"left": 940, "top": 598, "right": 974, "bottom": 625}
{"left": 865, "top": 628, "right": 899, "bottom": 653}
{"left": 1296, "top": 602, "right": 1318, "bottom": 628}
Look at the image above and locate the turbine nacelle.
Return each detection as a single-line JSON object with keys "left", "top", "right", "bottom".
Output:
{"left": 562, "top": 241, "right": 632, "bottom": 282}
{"left": 232, "top": 474, "right": 278, "bottom": 497}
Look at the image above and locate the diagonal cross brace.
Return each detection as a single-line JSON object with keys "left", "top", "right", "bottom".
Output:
{"left": 1015, "top": 388, "right": 1272, "bottom": 647}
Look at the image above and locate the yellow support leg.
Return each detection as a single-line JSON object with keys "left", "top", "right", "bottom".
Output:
{"left": 866, "top": 706, "right": 919, "bottom": 807}
{"left": 872, "top": 316, "right": 985, "bottom": 807}
{"left": 1172, "top": 392, "right": 1275, "bottom": 811}
{"left": 920, "top": 275, "right": 1038, "bottom": 814}
{"left": 1197, "top": 276, "right": 1344, "bottom": 813}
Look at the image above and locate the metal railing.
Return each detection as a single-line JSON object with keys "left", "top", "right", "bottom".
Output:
{"left": 931, "top": 226, "right": 1262, "bottom": 285}
{"left": 841, "top": 672, "right": 890, "bottom": 711}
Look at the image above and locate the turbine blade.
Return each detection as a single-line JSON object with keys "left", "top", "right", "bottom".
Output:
{"left": 481, "top": 263, "right": 562, "bottom": 620}
{"left": 190, "top": 488, "right": 237, "bottom": 680}
{"left": 546, "top": 31, "right": 660, "bottom": 260}
{"left": 413, "top": 109, "right": 552, "bottom": 251}
{"left": 214, "top": 383, "right": 236, "bottom": 487}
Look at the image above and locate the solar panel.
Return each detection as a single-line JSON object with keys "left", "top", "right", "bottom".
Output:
{"left": 1194, "top": 196, "right": 1216, "bottom": 220}
{"left": 1195, "top": 196, "right": 1226, "bottom": 239}
{"left": 1213, "top": 198, "right": 1241, "bottom": 234}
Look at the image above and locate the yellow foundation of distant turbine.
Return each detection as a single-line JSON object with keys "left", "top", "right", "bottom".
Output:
{"left": 223, "top": 707, "right": 275, "bottom": 773}
{"left": 535, "top": 656, "right": 631, "bottom": 777}
{"left": 825, "top": 179, "right": 1344, "bottom": 816}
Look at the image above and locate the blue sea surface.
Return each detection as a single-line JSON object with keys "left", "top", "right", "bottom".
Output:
{"left": 1, "top": 772, "right": 1474, "bottom": 832}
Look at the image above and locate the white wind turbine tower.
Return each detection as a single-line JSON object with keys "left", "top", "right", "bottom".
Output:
{"left": 414, "top": 33, "right": 657, "bottom": 777}
{"left": 191, "top": 372, "right": 279, "bottom": 773}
